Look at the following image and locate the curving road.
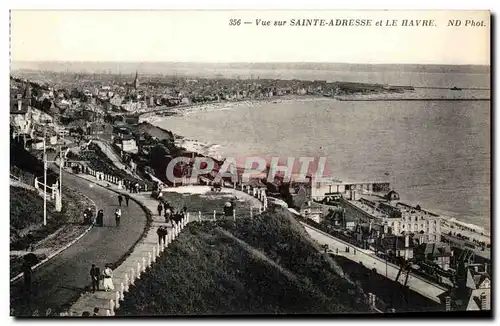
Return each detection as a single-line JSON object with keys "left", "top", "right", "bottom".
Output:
{"left": 10, "top": 168, "right": 148, "bottom": 316}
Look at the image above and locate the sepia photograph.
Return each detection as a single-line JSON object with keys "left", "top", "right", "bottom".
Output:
{"left": 8, "top": 8, "right": 491, "bottom": 318}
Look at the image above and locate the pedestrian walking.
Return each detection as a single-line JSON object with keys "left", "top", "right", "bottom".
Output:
{"left": 164, "top": 207, "right": 172, "bottom": 225}
{"left": 157, "top": 202, "right": 163, "bottom": 216}
{"left": 157, "top": 226, "right": 167, "bottom": 244}
{"left": 115, "top": 208, "right": 121, "bottom": 227}
{"left": 135, "top": 182, "right": 139, "bottom": 193}
{"left": 161, "top": 226, "right": 167, "bottom": 244}
{"left": 125, "top": 194, "right": 129, "bottom": 206}
{"left": 96, "top": 209, "right": 104, "bottom": 227}
{"left": 102, "top": 264, "right": 115, "bottom": 292}
{"left": 22, "top": 261, "right": 32, "bottom": 293}
{"left": 118, "top": 194, "right": 123, "bottom": 207}
{"left": 90, "top": 264, "right": 100, "bottom": 293}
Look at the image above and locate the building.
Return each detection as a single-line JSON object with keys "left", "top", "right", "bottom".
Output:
{"left": 375, "top": 233, "right": 415, "bottom": 261}
{"left": 310, "top": 175, "right": 390, "bottom": 201}
{"left": 300, "top": 201, "right": 324, "bottom": 223}
{"left": 119, "top": 137, "right": 138, "bottom": 154}
{"left": 10, "top": 98, "right": 32, "bottom": 135}
{"left": 414, "top": 242, "right": 453, "bottom": 270}
{"left": 348, "top": 195, "right": 442, "bottom": 244}
{"left": 386, "top": 202, "right": 442, "bottom": 243}
{"left": 439, "top": 261, "right": 491, "bottom": 311}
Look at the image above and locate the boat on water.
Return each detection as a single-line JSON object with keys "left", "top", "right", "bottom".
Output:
{"left": 450, "top": 86, "right": 462, "bottom": 90}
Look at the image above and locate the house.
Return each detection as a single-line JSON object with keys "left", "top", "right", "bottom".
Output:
{"left": 300, "top": 201, "right": 324, "bottom": 223}
{"left": 119, "top": 137, "right": 138, "bottom": 154}
{"left": 10, "top": 99, "right": 32, "bottom": 135}
{"left": 414, "top": 242, "right": 453, "bottom": 270}
{"left": 322, "top": 206, "right": 346, "bottom": 228}
{"left": 375, "top": 233, "right": 414, "bottom": 261}
{"left": 439, "top": 266, "right": 491, "bottom": 311}
{"left": 353, "top": 221, "right": 389, "bottom": 249}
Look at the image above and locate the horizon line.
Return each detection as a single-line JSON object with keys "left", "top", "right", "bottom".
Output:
{"left": 10, "top": 60, "right": 490, "bottom": 67}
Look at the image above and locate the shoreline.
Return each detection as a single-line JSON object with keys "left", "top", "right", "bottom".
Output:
{"left": 143, "top": 97, "right": 490, "bottom": 245}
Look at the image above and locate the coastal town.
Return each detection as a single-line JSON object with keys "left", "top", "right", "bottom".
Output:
{"left": 10, "top": 69, "right": 491, "bottom": 316}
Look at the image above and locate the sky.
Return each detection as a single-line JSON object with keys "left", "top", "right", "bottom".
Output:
{"left": 10, "top": 10, "right": 490, "bottom": 65}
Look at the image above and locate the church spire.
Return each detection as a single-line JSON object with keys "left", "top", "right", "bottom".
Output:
{"left": 134, "top": 70, "right": 139, "bottom": 90}
{"left": 23, "top": 79, "right": 32, "bottom": 99}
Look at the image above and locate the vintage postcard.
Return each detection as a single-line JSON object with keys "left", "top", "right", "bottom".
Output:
{"left": 9, "top": 10, "right": 491, "bottom": 317}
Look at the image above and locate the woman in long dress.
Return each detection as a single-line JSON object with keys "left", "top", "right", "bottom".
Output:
{"left": 102, "top": 266, "right": 115, "bottom": 292}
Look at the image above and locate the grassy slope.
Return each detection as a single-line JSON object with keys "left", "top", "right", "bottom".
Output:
{"left": 10, "top": 186, "right": 93, "bottom": 250}
{"left": 117, "top": 209, "right": 370, "bottom": 315}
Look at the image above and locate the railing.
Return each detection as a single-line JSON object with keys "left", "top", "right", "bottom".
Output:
{"left": 20, "top": 168, "right": 270, "bottom": 317}
{"left": 64, "top": 162, "right": 151, "bottom": 193}
{"left": 10, "top": 166, "right": 36, "bottom": 187}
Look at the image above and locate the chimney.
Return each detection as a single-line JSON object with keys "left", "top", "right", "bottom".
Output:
{"left": 445, "top": 296, "right": 451, "bottom": 311}
{"left": 405, "top": 234, "right": 410, "bottom": 248}
{"left": 18, "top": 99, "right": 22, "bottom": 111}
{"left": 480, "top": 293, "right": 487, "bottom": 310}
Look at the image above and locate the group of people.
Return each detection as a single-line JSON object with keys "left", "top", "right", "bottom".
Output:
{"left": 156, "top": 225, "right": 168, "bottom": 244}
{"left": 117, "top": 194, "right": 129, "bottom": 207}
{"left": 124, "top": 180, "right": 141, "bottom": 193}
{"left": 83, "top": 207, "right": 94, "bottom": 225}
{"left": 157, "top": 201, "right": 187, "bottom": 226}
{"left": 89, "top": 263, "right": 115, "bottom": 293}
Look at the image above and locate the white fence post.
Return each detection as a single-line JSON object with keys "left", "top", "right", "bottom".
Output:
{"left": 109, "top": 300, "right": 115, "bottom": 316}
{"left": 124, "top": 274, "right": 130, "bottom": 292}
{"left": 198, "top": 211, "right": 201, "bottom": 221}
{"left": 148, "top": 251, "right": 152, "bottom": 266}
{"left": 213, "top": 210, "right": 216, "bottom": 221}
{"left": 136, "top": 262, "right": 141, "bottom": 279}
{"left": 115, "top": 291, "right": 121, "bottom": 308}
{"left": 120, "top": 283, "right": 125, "bottom": 300}
{"left": 130, "top": 267, "right": 135, "bottom": 285}
{"left": 142, "top": 257, "right": 147, "bottom": 272}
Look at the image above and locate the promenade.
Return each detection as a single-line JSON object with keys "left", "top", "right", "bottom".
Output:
{"left": 301, "top": 223, "right": 447, "bottom": 304}
{"left": 10, "top": 167, "right": 148, "bottom": 316}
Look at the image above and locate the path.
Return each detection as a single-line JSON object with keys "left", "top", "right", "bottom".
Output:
{"left": 66, "top": 184, "right": 267, "bottom": 316}
{"left": 92, "top": 140, "right": 141, "bottom": 179}
{"left": 10, "top": 167, "right": 148, "bottom": 316}
{"left": 301, "top": 223, "right": 447, "bottom": 303}
{"left": 68, "top": 192, "right": 183, "bottom": 316}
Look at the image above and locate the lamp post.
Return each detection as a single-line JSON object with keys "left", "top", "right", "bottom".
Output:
{"left": 386, "top": 250, "right": 388, "bottom": 278}
{"left": 43, "top": 128, "right": 47, "bottom": 226}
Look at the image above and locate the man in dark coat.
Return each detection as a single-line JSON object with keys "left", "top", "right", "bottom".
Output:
{"left": 90, "top": 264, "right": 100, "bottom": 293}
{"left": 118, "top": 194, "right": 123, "bottom": 206}
{"left": 22, "top": 261, "right": 32, "bottom": 293}
{"left": 157, "top": 226, "right": 167, "bottom": 244}
{"left": 157, "top": 202, "right": 163, "bottom": 216}
{"left": 124, "top": 195, "right": 130, "bottom": 206}
{"left": 96, "top": 209, "right": 104, "bottom": 227}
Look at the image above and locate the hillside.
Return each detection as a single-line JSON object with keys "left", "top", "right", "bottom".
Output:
{"left": 117, "top": 209, "right": 370, "bottom": 315}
